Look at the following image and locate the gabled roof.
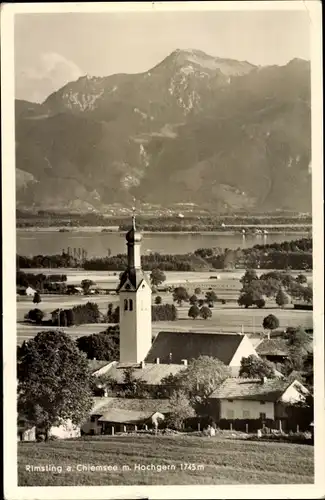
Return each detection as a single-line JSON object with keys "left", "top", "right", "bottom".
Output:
{"left": 98, "top": 408, "right": 153, "bottom": 423}
{"left": 91, "top": 397, "right": 173, "bottom": 416}
{"left": 145, "top": 331, "right": 246, "bottom": 365}
{"left": 117, "top": 268, "right": 151, "bottom": 292}
{"left": 104, "top": 362, "right": 186, "bottom": 385}
{"left": 210, "top": 377, "right": 293, "bottom": 402}
{"left": 256, "top": 338, "right": 289, "bottom": 356}
{"left": 88, "top": 360, "right": 111, "bottom": 375}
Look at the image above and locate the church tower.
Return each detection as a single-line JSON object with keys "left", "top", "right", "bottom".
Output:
{"left": 118, "top": 215, "right": 152, "bottom": 363}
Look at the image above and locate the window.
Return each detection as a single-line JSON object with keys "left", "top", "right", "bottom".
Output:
{"left": 260, "top": 401, "right": 266, "bottom": 405}
{"left": 129, "top": 299, "right": 133, "bottom": 311}
{"left": 124, "top": 299, "right": 128, "bottom": 311}
{"left": 227, "top": 409, "right": 234, "bottom": 419}
{"left": 227, "top": 399, "right": 233, "bottom": 403}
{"left": 243, "top": 410, "right": 250, "bottom": 419}
{"left": 260, "top": 413, "right": 266, "bottom": 420}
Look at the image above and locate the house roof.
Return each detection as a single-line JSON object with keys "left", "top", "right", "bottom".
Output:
{"left": 91, "top": 397, "right": 173, "bottom": 418}
{"left": 88, "top": 360, "right": 111, "bottom": 375}
{"left": 105, "top": 362, "right": 186, "bottom": 385}
{"left": 145, "top": 331, "right": 246, "bottom": 365}
{"left": 256, "top": 338, "right": 289, "bottom": 356}
{"left": 98, "top": 408, "right": 154, "bottom": 424}
{"left": 210, "top": 377, "right": 291, "bottom": 402}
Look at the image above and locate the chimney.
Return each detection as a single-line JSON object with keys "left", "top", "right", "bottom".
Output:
{"left": 140, "top": 360, "right": 145, "bottom": 369}
{"left": 155, "top": 357, "right": 160, "bottom": 364}
{"left": 181, "top": 359, "right": 188, "bottom": 366}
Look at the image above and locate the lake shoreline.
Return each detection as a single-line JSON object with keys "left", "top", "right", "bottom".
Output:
{"left": 16, "top": 227, "right": 311, "bottom": 236}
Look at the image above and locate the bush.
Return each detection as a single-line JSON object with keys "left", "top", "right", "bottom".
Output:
{"left": 27, "top": 308, "right": 44, "bottom": 324}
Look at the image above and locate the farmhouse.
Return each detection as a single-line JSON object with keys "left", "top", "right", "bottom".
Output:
{"left": 81, "top": 397, "right": 173, "bottom": 435}
{"left": 207, "top": 377, "right": 310, "bottom": 430}
{"left": 255, "top": 338, "right": 289, "bottom": 363}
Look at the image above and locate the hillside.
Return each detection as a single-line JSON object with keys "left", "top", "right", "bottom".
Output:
{"left": 15, "top": 50, "right": 311, "bottom": 213}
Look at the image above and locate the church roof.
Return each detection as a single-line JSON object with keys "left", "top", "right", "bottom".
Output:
{"left": 145, "top": 331, "right": 246, "bottom": 365}
{"left": 117, "top": 268, "right": 151, "bottom": 292}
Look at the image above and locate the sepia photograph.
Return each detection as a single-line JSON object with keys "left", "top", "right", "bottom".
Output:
{"left": 2, "top": 1, "right": 324, "bottom": 499}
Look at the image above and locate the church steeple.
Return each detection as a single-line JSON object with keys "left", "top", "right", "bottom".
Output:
{"left": 125, "top": 210, "right": 142, "bottom": 269}
{"left": 118, "top": 212, "right": 152, "bottom": 363}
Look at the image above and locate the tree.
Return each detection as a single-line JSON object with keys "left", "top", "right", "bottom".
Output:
{"left": 165, "top": 390, "right": 195, "bottom": 430}
{"left": 111, "top": 306, "right": 120, "bottom": 324}
{"left": 188, "top": 305, "right": 200, "bottom": 320}
{"left": 77, "top": 326, "right": 120, "bottom": 361}
{"left": 200, "top": 306, "right": 212, "bottom": 320}
{"left": 172, "top": 287, "right": 189, "bottom": 306}
{"left": 189, "top": 294, "right": 198, "bottom": 306}
{"left": 194, "top": 287, "right": 201, "bottom": 295}
{"left": 255, "top": 298, "right": 266, "bottom": 309}
{"left": 163, "top": 356, "right": 230, "bottom": 406}
{"left": 240, "top": 269, "right": 258, "bottom": 286}
{"left": 33, "top": 292, "right": 41, "bottom": 305}
{"left": 205, "top": 291, "right": 218, "bottom": 307}
{"left": 17, "top": 330, "right": 93, "bottom": 440}
{"left": 81, "top": 279, "right": 95, "bottom": 295}
{"left": 276, "top": 289, "right": 290, "bottom": 308}
{"left": 155, "top": 296, "right": 162, "bottom": 305}
{"left": 302, "top": 286, "right": 313, "bottom": 304}
{"left": 27, "top": 308, "right": 44, "bottom": 324}
{"left": 239, "top": 355, "right": 276, "bottom": 379}
{"left": 262, "top": 314, "right": 280, "bottom": 339}
{"left": 107, "top": 302, "right": 114, "bottom": 322}
{"left": 150, "top": 268, "right": 166, "bottom": 287}
{"left": 296, "top": 274, "right": 307, "bottom": 284}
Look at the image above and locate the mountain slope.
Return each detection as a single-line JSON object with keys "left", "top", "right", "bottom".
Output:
{"left": 15, "top": 50, "right": 311, "bottom": 213}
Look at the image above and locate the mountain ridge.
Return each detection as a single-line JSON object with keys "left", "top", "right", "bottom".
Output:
{"left": 15, "top": 49, "right": 311, "bottom": 213}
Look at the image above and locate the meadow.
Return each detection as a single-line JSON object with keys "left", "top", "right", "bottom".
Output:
{"left": 18, "top": 434, "right": 314, "bottom": 486}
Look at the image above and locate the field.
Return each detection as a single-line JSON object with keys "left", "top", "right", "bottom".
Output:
{"left": 18, "top": 434, "right": 314, "bottom": 486}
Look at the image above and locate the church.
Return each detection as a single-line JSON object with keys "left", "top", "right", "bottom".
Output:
{"left": 106, "top": 215, "right": 260, "bottom": 382}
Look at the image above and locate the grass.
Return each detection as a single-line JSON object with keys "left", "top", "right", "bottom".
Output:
{"left": 18, "top": 434, "right": 314, "bottom": 486}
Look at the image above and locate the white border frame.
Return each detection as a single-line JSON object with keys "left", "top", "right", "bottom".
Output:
{"left": 2, "top": 2, "right": 324, "bottom": 499}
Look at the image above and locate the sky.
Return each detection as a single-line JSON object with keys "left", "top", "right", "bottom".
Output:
{"left": 15, "top": 9, "right": 310, "bottom": 103}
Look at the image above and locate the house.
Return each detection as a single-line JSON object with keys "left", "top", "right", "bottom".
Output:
{"left": 17, "top": 423, "right": 36, "bottom": 442}
{"left": 17, "top": 418, "right": 80, "bottom": 441}
{"left": 25, "top": 286, "right": 36, "bottom": 296}
{"left": 81, "top": 397, "right": 174, "bottom": 435}
{"left": 208, "top": 377, "right": 310, "bottom": 430}
{"left": 47, "top": 419, "right": 81, "bottom": 439}
{"left": 145, "top": 332, "right": 258, "bottom": 375}
{"left": 255, "top": 338, "right": 289, "bottom": 363}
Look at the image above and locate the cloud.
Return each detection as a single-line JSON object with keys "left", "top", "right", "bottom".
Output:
{"left": 16, "top": 52, "right": 84, "bottom": 103}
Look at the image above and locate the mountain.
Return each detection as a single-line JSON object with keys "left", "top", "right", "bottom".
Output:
{"left": 15, "top": 49, "right": 311, "bottom": 213}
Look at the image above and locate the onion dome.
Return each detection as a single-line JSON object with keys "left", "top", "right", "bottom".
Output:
{"left": 126, "top": 215, "right": 142, "bottom": 243}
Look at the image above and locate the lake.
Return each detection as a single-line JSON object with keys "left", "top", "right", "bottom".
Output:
{"left": 17, "top": 230, "right": 309, "bottom": 257}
